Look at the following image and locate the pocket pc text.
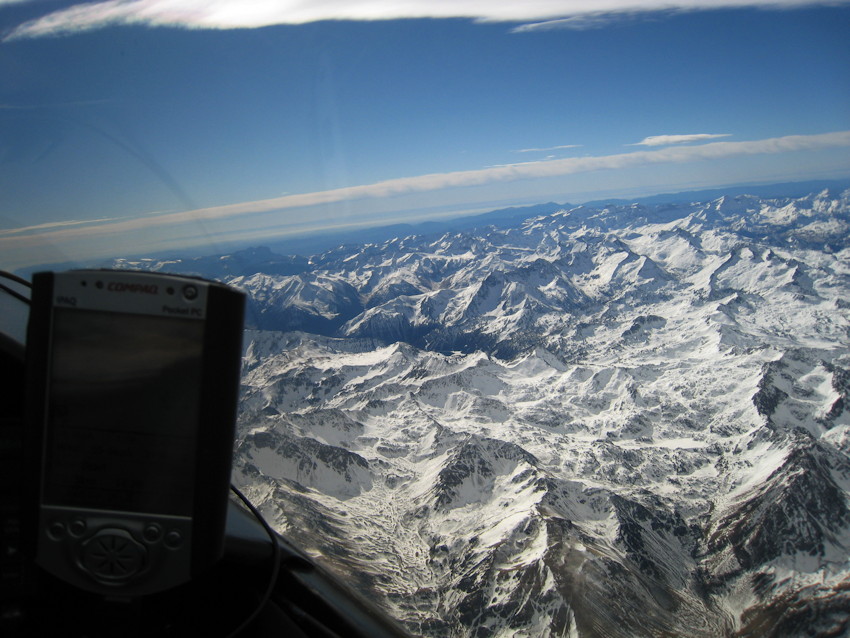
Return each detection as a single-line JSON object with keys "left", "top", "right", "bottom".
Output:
{"left": 25, "top": 270, "right": 245, "bottom": 597}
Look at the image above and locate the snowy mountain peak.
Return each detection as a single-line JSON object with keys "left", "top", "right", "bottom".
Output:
{"left": 121, "top": 189, "right": 850, "bottom": 636}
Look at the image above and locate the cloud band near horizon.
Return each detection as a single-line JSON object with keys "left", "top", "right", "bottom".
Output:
{"left": 632, "top": 134, "right": 733, "bottom": 146}
{"left": 4, "top": 0, "right": 850, "bottom": 40}
{"left": 6, "top": 131, "right": 850, "bottom": 247}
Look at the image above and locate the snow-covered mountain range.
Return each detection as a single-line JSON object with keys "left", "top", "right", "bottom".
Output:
{"left": 118, "top": 188, "right": 850, "bottom": 636}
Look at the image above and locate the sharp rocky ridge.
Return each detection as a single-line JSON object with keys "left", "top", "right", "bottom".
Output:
{"left": 122, "top": 189, "right": 850, "bottom": 636}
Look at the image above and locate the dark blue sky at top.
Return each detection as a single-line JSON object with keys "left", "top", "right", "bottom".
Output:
{"left": 1, "top": 4, "right": 849, "bottom": 267}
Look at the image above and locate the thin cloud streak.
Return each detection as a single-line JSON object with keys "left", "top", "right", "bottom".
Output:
{"left": 512, "top": 14, "right": 638, "bottom": 32}
{"left": 0, "top": 217, "right": 123, "bottom": 237}
{"left": 515, "top": 144, "right": 582, "bottom": 153}
{"left": 6, "top": 130, "right": 850, "bottom": 249}
{"left": 5, "top": 0, "right": 850, "bottom": 40}
{"left": 632, "top": 133, "right": 733, "bottom": 146}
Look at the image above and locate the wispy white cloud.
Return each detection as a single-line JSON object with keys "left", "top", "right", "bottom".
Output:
{"left": 0, "top": 216, "right": 124, "bottom": 237}
{"left": 512, "top": 14, "right": 636, "bottom": 32}
{"left": 631, "top": 133, "right": 733, "bottom": 147}
{"left": 4, "top": 0, "right": 849, "bottom": 40}
{"left": 5, "top": 130, "right": 849, "bottom": 246}
{"left": 515, "top": 144, "right": 582, "bottom": 153}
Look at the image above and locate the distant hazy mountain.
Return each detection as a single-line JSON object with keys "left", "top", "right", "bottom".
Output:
{"left": 118, "top": 187, "right": 850, "bottom": 637}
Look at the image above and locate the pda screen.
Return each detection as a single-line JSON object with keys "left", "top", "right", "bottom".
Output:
{"left": 43, "top": 308, "right": 204, "bottom": 517}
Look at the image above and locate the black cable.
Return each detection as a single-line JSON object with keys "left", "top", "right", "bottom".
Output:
{"left": 0, "top": 271, "right": 31, "bottom": 288}
{"left": 0, "top": 282, "right": 30, "bottom": 305}
{"left": 226, "top": 484, "right": 282, "bottom": 638}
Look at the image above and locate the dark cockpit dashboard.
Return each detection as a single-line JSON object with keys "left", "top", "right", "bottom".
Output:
{"left": 0, "top": 270, "right": 409, "bottom": 638}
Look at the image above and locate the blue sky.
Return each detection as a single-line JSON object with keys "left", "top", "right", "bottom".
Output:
{"left": 1, "top": 1, "right": 849, "bottom": 269}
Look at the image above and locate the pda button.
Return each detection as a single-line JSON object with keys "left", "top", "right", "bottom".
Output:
{"left": 164, "top": 530, "right": 183, "bottom": 549}
{"left": 47, "top": 521, "right": 66, "bottom": 541}
{"left": 143, "top": 523, "right": 162, "bottom": 543}
{"left": 69, "top": 519, "right": 87, "bottom": 537}
{"left": 80, "top": 529, "right": 145, "bottom": 582}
